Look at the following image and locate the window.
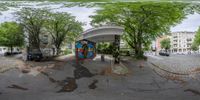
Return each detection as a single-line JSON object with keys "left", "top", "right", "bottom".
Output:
{"left": 173, "top": 44, "right": 177, "bottom": 47}
{"left": 173, "top": 49, "right": 177, "bottom": 52}
{"left": 173, "top": 40, "right": 177, "bottom": 42}
{"left": 41, "top": 35, "right": 48, "bottom": 44}
{"left": 187, "top": 44, "right": 191, "bottom": 47}
{"left": 187, "top": 38, "right": 192, "bottom": 41}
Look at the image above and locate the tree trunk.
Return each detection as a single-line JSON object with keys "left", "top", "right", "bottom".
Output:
{"left": 56, "top": 46, "right": 60, "bottom": 56}
{"left": 71, "top": 43, "right": 75, "bottom": 54}
{"left": 137, "top": 43, "right": 144, "bottom": 58}
{"left": 10, "top": 46, "right": 13, "bottom": 55}
{"left": 52, "top": 48, "right": 55, "bottom": 56}
{"left": 134, "top": 32, "right": 144, "bottom": 59}
{"left": 29, "top": 32, "right": 41, "bottom": 53}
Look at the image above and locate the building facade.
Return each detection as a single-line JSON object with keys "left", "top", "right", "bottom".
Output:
{"left": 155, "top": 35, "right": 171, "bottom": 52}
{"left": 170, "top": 31, "right": 200, "bottom": 54}
{"left": 24, "top": 28, "right": 71, "bottom": 57}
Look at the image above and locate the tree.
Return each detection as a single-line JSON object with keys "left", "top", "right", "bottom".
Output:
{"left": 45, "top": 12, "right": 83, "bottom": 55}
{"left": 0, "top": 22, "right": 24, "bottom": 54}
{"left": 191, "top": 43, "right": 199, "bottom": 51}
{"left": 160, "top": 38, "right": 171, "bottom": 52}
{"left": 192, "top": 27, "right": 200, "bottom": 51}
{"left": 16, "top": 8, "right": 50, "bottom": 52}
{"left": 97, "top": 42, "right": 113, "bottom": 54}
{"left": 90, "top": 2, "right": 188, "bottom": 59}
{"left": 193, "top": 27, "right": 200, "bottom": 46}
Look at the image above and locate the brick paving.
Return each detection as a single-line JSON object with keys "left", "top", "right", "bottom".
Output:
{"left": 148, "top": 54, "right": 200, "bottom": 74}
{"left": 147, "top": 54, "right": 200, "bottom": 82}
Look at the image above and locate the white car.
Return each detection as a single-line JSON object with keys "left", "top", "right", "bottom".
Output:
{"left": 0, "top": 47, "right": 9, "bottom": 56}
{"left": 0, "top": 47, "right": 22, "bottom": 56}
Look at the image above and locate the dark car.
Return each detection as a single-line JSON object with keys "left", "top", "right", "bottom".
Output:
{"left": 159, "top": 51, "right": 170, "bottom": 56}
{"left": 27, "top": 49, "right": 43, "bottom": 61}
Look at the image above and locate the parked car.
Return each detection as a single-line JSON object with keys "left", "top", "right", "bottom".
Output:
{"left": 0, "top": 47, "right": 8, "bottom": 56}
{"left": 12, "top": 48, "right": 22, "bottom": 54}
{"left": 27, "top": 49, "right": 43, "bottom": 61}
{"left": 0, "top": 47, "right": 22, "bottom": 56}
{"left": 159, "top": 50, "right": 170, "bottom": 56}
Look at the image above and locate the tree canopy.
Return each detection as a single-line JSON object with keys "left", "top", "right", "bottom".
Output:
{"left": 16, "top": 8, "right": 50, "bottom": 51}
{"left": 15, "top": 7, "right": 83, "bottom": 55}
{"left": 0, "top": 22, "right": 24, "bottom": 53}
{"left": 160, "top": 38, "right": 171, "bottom": 51}
{"left": 45, "top": 12, "right": 83, "bottom": 55}
{"left": 193, "top": 27, "right": 200, "bottom": 46}
{"left": 90, "top": 2, "right": 188, "bottom": 58}
{"left": 191, "top": 43, "right": 199, "bottom": 51}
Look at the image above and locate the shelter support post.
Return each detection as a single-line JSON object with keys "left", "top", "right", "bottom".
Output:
{"left": 101, "top": 54, "right": 105, "bottom": 62}
{"left": 113, "top": 35, "right": 120, "bottom": 64}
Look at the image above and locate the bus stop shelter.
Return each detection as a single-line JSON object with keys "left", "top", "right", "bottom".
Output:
{"left": 78, "top": 25, "right": 124, "bottom": 64}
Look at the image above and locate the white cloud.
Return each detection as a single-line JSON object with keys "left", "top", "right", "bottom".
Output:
{"left": 0, "top": 4, "right": 97, "bottom": 31}
{"left": 0, "top": 2, "right": 200, "bottom": 33}
{"left": 0, "top": 8, "right": 18, "bottom": 23}
{"left": 53, "top": 6, "right": 97, "bottom": 31}
{"left": 171, "top": 13, "right": 200, "bottom": 32}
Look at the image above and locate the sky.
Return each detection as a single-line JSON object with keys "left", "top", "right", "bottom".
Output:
{"left": 0, "top": 2, "right": 200, "bottom": 32}
{"left": 171, "top": 13, "right": 200, "bottom": 32}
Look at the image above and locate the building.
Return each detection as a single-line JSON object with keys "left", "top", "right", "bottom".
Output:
{"left": 154, "top": 31, "right": 200, "bottom": 55}
{"left": 24, "top": 28, "right": 72, "bottom": 57}
{"left": 155, "top": 35, "right": 171, "bottom": 52}
{"left": 170, "top": 31, "right": 200, "bottom": 54}
{"left": 152, "top": 35, "right": 171, "bottom": 55}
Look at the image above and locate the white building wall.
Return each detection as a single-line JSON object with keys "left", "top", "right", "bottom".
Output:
{"left": 171, "top": 31, "right": 200, "bottom": 54}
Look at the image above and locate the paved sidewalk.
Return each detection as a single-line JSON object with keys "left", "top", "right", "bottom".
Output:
{"left": 147, "top": 55, "right": 200, "bottom": 75}
{"left": 0, "top": 55, "right": 200, "bottom": 100}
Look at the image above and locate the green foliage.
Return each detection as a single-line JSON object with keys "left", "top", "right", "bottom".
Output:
{"left": 193, "top": 27, "right": 200, "bottom": 46}
{"left": 97, "top": 42, "right": 113, "bottom": 54}
{"left": 63, "top": 49, "right": 72, "bottom": 55}
{"left": 191, "top": 43, "right": 199, "bottom": 51}
{"left": 3, "top": 0, "right": 200, "bottom": 2}
{"left": 90, "top": 2, "right": 188, "bottom": 58}
{"left": 16, "top": 8, "right": 50, "bottom": 50}
{"left": 16, "top": 7, "right": 83, "bottom": 55}
{"left": 0, "top": 22, "right": 24, "bottom": 52}
{"left": 160, "top": 38, "right": 171, "bottom": 50}
{"left": 45, "top": 12, "right": 83, "bottom": 55}
{"left": 0, "top": 2, "right": 19, "bottom": 11}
